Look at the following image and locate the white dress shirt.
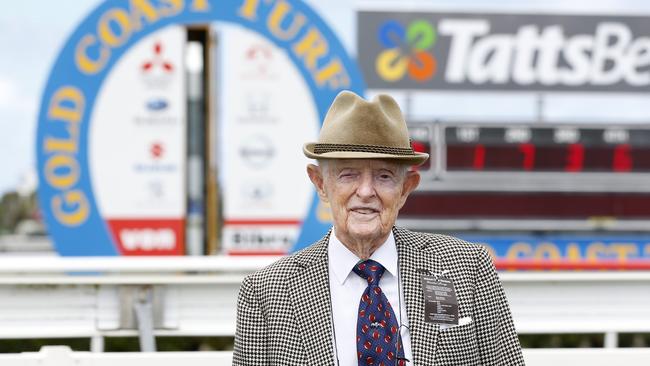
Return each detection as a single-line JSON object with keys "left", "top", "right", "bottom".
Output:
{"left": 328, "top": 229, "right": 413, "bottom": 365}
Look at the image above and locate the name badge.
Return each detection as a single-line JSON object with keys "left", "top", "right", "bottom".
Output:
{"left": 421, "top": 274, "right": 459, "bottom": 325}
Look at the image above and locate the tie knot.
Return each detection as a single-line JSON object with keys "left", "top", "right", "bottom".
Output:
{"left": 352, "top": 259, "right": 386, "bottom": 285}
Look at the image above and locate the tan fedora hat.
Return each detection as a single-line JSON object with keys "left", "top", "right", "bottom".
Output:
{"left": 303, "top": 91, "right": 429, "bottom": 166}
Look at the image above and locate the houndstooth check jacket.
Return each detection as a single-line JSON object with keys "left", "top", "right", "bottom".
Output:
{"left": 233, "top": 227, "right": 524, "bottom": 365}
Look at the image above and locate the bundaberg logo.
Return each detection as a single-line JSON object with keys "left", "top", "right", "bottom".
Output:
{"left": 375, "top": 19, "right": 437, "bottom": 82}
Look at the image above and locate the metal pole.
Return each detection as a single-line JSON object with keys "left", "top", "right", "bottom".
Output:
{"left": 537, "top": 93, "right": 545, "bottom": 123}
{"left": 604, "top": 331, "right": 619, "bottom": 348}
{"left": 133, "top": 286, "right": 157, "bottom": 352}
{"left": 404, "top": 91, "right": 412, "bottom": 122}
{"left": 186, "top": 40, "right": 205, "bottom": 256}
{"left": 90, "top": 334, "right": 104, "bottom": 353}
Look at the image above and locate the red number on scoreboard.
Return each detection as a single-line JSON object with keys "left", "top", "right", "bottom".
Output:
{"left": 565, "top": 143, "right": 584, "bottom": 172}
{"left": 613, "top": 144, "right": 632, "bottom": 172}
{"left": 473, "top": 144, "right": 485, "bottom": 170}
{"left": 519, "top": 143, "right": 535, "bottom": 171}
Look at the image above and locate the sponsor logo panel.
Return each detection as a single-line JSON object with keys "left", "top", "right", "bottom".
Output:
{"left": 359, "top": 11, "right": 650, "bottom": 91}
{"left": 222, "top": 220, "right": 301, "bottom": 255}
{"left": 463, "top": 234, "right": 650, "bottom": 262}
{"left": 36, "top": 0, "right": 365, "bottom": 256}
{"left": 107, "top": 218, "right": 185, "bottom": 256}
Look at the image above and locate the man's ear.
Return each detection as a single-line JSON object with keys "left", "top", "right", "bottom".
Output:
{"left": 398, "top": 170, "right": 420, "bottom": 208}
{"left": 307, "top": 164, "right": 329, "bottom": 203}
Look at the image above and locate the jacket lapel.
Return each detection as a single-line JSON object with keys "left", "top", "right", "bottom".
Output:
{"left": 287, "top": 234, "right": 336, "bottom": 366}
{"left": 394, "top": 227, "right": 444, "bottom": 365}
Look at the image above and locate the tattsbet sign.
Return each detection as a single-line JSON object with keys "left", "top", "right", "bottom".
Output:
{"left": 359, "top": 11, "right": 650, "bottom": 91}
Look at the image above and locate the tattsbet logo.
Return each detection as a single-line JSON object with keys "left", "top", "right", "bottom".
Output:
{"left": 360, "top": 12, "right": 650, "bottom": 91}
{"left": 375, "top": 19, "right": 438, "bottom": 82}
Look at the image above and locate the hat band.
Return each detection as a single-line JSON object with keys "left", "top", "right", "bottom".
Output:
{"left": 313, "top": 143, "right": 416, "bottom": 156}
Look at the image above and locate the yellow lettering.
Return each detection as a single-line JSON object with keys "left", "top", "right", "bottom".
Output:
{"left": 586, "top": 242, "right": 607, "bottom": 260}
{"left": 314, "top": 58, "right": 350, "bottom": 89}
{"left": 45, "top": 155, "right": 79, "bottom": 189}
{"left": 610, "top": 244, "right": 638, "bottom": 261}
{"left": 317, "top": 200, "right": 332, "bottom": 223}
{"left": 159, "top": 0, "right": 184, "bottom": 16}
{"left": 645, "top": 243, "right": 650, "bottom": 257}
{"left": 75, "top": 34, "right": 110, "bottom": 74}
{"left": 267, "top": 0, "right": 305, "bottom": 40}
{"left": 48, "top": 86, "right": 85, "bottom": 123}
{"left": 506, "top": 242, "right": 532, "bottom": 260}
{"left": 46, "top": 87, "right": 83, "bottom": 154}
{"left": 52, "top": 190, "right": 89, "bottom": 226}
{"left": 238, "top": 0, "right": 260, "bottom": 20}
{"left": 98, "top": 8, "right": 132, "bottom": 47}
{"left": 191, "top": 0, "right": 210, "bottom": 11}
{"left": 129, "top": 0, "right": 160, "bottom": 31}
{"left": 45, "top": 133, "right": 79, "bottom": 154}
{"left": 535, "top": 243, "right": 561, "bottom": 260}
{"left": 293, "top": 27, "right": 328, "bottom": 70}
{"left": 566, "top": 243, "right": 582, "bottom": 261}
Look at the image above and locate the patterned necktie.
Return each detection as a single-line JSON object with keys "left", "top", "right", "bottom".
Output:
{"left": 353, "top": 259, "right": 406, "bottom": 366}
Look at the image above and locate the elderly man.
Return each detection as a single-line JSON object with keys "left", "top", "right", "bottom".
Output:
{"left": 233, "top": 91, "right": 524, "bottom": 365}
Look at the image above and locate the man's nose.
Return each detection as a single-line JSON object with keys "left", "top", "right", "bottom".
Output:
{"left": 356, "top": 173, "right": 376, "bottom": 199}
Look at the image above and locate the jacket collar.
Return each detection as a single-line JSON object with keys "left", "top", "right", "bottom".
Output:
{"left": 394, "top": 226, "right": 445, "bottom": 365}
{"left": 287, "top": 231, "right": 337, "bottom": 365}
{"left": 291, "top": 229, "right": 331, "bottom": 268}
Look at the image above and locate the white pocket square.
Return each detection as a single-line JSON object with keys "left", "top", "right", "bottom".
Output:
{"left": 440, "top": 316, "right": 473, "bottom": 330}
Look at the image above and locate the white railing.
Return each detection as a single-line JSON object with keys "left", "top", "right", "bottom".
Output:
{"left": 0, "top": 346, "right": 233, "bottom": 366}
{"left": 0, "top": 256, "right": 277, "bottom": 274}
{"left": 0, "top": 256, "right": 649, "bottom": 350}
{"left": 1, "top": 346, "right": 650, "bottom": 366}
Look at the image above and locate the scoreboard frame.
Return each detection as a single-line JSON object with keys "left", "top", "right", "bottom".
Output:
{"left": 409, "top": 121, "right": 650, "bottom": 192}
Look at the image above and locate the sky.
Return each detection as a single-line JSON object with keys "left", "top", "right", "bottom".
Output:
{"left": 2, "top": 0, "right": 650, "bottom": 195}
{"left": 0, "top": 1, "right": 100, "bottom": 195}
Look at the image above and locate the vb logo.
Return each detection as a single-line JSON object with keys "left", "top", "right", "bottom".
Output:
{"left": 375, "top": 19, "right": 437, "bottom": 82}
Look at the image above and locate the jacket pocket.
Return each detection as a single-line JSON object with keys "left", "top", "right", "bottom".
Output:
{"left": 435, "top": 321, "right": 480, "bottom": 366}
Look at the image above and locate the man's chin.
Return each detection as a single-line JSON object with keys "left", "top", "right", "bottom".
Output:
{"left": 347, "top": 226, "right": 386, "bottom": 243}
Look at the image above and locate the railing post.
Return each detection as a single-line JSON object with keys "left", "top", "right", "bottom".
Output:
{"left": 40, "top": 346, "right": 75, "bottom": 366}
{"left": 90, "top": 334, "right": 104, "bottom": 352}
{"left": 604, "top": 331, "right": 619, "bottom": 348}
{"left": 133, "top": 286, "right": 157, "bottom": 352}
{"left": 120, "top": 285, "right": 162, "bottom": 352}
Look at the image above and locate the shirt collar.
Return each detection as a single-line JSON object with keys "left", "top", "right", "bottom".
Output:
{"left": 328, "top": 228, "right": 398, "bottom": 285}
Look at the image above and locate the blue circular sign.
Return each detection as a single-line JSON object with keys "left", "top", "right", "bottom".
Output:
{"left": 37, "top": 0, "right": 365, "bottom": 255}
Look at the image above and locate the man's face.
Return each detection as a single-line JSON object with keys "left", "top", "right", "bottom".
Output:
{"left": 307, "top": 159, "right": 420, "bottom": 246}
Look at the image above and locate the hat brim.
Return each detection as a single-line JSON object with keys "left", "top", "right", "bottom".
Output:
{"left": 303, "top": 143, "right": 429, "bottom": 166}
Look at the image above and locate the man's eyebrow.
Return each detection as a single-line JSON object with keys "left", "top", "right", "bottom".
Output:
{"left": 337, "top": 166, "right": 359, "bottom": 171}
